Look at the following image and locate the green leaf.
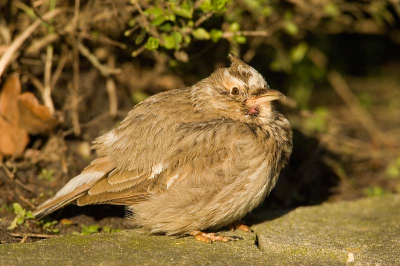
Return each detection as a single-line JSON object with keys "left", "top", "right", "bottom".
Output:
{"left": 229, "top": 22, "right": 240, "bottom": 32}
{"left": 81, "top": 224, "right": 100, "bottom": 235}
{"left": 184, "top": 35, "right": 191, "bottom": 44}
{"left": 213, "top": 0, "right": 227, "bottom": 10}
{"left": 234, "top": 35, "right": 247, "bottom": 44}
{"left": 200, "top": 0, "right": 213, "bottom": 12}
{"left": 135, "top": 28, "right": 146, "bottom": 45}
{"left": 172, "top": 31, "right": 182, "bottom": 45}
{"left": 304, "top": 107, "right": 329, "bottom": 133}
{"left": 8, "top": 218, "right": 18, "bottom": 230}
{"left": 131, "top": 91, "right": 149, "bottom": 104}
{"left": 290, "top": 42, "right": 309, "bottom": 63}
{"left": 363, "top": 186, "right": 388, "bottom": 197}
{"left": 17, "top": 216, "right": 25, "bottom": 225}
{"left": 173, "top": 6, "right": 193, "bottom": 19}
{"left": 151, "top": 15, "right": 166, "bottom": 26}
{"left": 200, "top": 0, "right": 227, "bottom": 12}
{"left": 324, "top": 3, "right": 339, "bottom": 17}
{"left": 145, "top": 37, "right": 160, "bottom": 50}
{"left": 128, "top": 19, "right": 136, "bottom": 27}
{"left": 192, "top": 28, "right": 210, "bottom": 40}
{"left": 165, "top": 14, "right": 176, "bottom": 22}
{"left": 162, "top": 33, "right": 176, "bottom": 50}
{"left": 284, "top": 21, "right": 298, "bottom": 35}
{"left": 25, "top": 211, "right": 35, "bottom": 219}
{"left": 159, "top": 23, "right": 172, "bottom": 32}
{"left": 102, "top": 226, "right": 111, "bottom": 233}
{"left": 263, "top": 6, "right": 273, "bottom": 17}
{"left": 210, "top": 29, "right": 223, "bottom": 42}
{"left": 13, "top": 203, "right": 23, "bottom": 214}
{"left": 143, "top": 7, "right": 164, "bottom": 17}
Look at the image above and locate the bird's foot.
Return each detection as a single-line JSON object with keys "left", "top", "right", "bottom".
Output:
{"left": 228, "top": 221, "right": 252, "bottom": 232}
{"left": 190, "top": 230, "right": 242, "bottom": 243}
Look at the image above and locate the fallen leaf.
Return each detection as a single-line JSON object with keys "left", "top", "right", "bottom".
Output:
{"left": 17, "top": 92, "right": 59, "bottom": 134}
{"left": 0, "top": 74, "right": 59, "bottom": 156}
{"left": 0, "top": 115, "right": 29, "bottom": 156}
{"left": 0, "top": 74, "right": 29, "bottom": 156}
{"left": 0, "top": 73, "right": 21, "bottom": 122}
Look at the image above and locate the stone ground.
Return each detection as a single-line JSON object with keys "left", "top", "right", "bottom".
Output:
{"left": 0, "top": 195, "right": 399, "bottom": 266}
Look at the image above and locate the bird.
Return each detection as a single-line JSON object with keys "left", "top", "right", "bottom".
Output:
{"left": 33, "top": 54, "right": 293, "bottom": 242}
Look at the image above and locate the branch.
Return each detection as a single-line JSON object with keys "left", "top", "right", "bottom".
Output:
{"left": 78, "top": 43, "right": 121, "bottom": 77}
{"left": 0, "top": 9, "right": 62, "bottom": 78}
{"left": 222, "top": 30, "right": 269, "bottom": 38}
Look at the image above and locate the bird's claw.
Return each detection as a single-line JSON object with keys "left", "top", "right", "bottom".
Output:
{"left": 190, "top": 230, "right": 242, "bottom": 243}
{"left": 228, "top": 221, "right": 252, "bottom": 232}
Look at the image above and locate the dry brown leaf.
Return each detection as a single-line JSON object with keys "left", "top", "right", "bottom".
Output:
{"left": 0, "top": 74, "right": 29, "bottom": 156}
{"left": 0, "top": 74, "right": 59, "bottom": 156}
{"left": 0, "top": 115, "right": 29, "bottom": 156}
{"left": 0, "top": 73, "right": 21, "bottom": 123}
{"left": 17, "top": 92, "right": 59, "bottom": 134}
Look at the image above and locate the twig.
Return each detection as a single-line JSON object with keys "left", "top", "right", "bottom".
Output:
{"left": 71, "top": 0, "right": 80, "bottom": 30}
{"left": 25, "top": 33, "right": 59, "bottom": 56}
{"left": 327, "top": 71, "right": 389, "bottom": 146}
{"left": 25, "top": 72, "right": 44, "bottom": 94}
{"left": 133, "top": 0, "right": 160, "bottom": 39}
{"left": 80, "top": 33, "right": 127, "bottom": 49}
{"left": 0, "top": 161, "right": 14, "bottom": 179}
{"left": 194, "top": 12, "right": 214, "bottom": 27}
{"left": 50, "top": 48, "right": 68, "bottom": 89}
{"left": 18, "top": 195, "right": 37, "bottom": 209}
{"left": 0, "top": 9, "right": 62, "bottom": 78}
{"left": 222, "top": 30, "right": 269, "bottom": 38}
{"left": 14, "top": 179, "right": 35, "bottom": 193}
{"left": 43, "top": 43, "right": 55, "bottom": 115}
{"left": 43, "top": 0, "right": 56, "bottom": 116}
{"left": 20, "top": 236, "right": 28, "bottom": 243}
{"left": 71, "top": 0, "right": 81, "bottom": 136}
{"left": 72, "top": 45, "right": 81, "bottom": 136}
{"left": 131, "top": 43, "right": 146, "bottom": 57}
{"left": 10, "top": 233, "right": 57, "bottom": 239}
{"left": 106, "top": 56, "right": 118, "bottom": 117}
{"left": 133, "top": 0, "right": 150, "bottom": 29}
{"left": 78, "top": 43, "right": 121, "bottom": 77}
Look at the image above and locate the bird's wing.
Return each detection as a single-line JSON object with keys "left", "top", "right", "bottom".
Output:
{"left": 76, "top": 118, "right": 263, "bottom": 206}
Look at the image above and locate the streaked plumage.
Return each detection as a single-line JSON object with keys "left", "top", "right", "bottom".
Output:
{"left": 34, "top": 54, "right": 292, "bottom": 237}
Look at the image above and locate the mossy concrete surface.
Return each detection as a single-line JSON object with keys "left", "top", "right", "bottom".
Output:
{"left": 1, "top": 195, "right": 399, "bottom": 266}
{"left": 252, "top": 194, "right": 400, "bottom": 265}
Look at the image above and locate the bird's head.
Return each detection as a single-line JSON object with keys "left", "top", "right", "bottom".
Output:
{"left": 196, "top": 54, "right": 285, "bottom": 123}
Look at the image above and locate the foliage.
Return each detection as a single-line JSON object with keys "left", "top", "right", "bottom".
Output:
{"left": 363, "top": 186, "right": 390, "bottom": 197}
{"left": 386, "top": 157, "right": 400, "bottom": 179}
{"left": 119, "top": 0, "right": 398, "bottom": 107}
{"left": 37, "top": 218, "right": 60, "bottom": 234}
{"left": 38, "top": 168, "right": 55, "bottom": 181}
{"left": 7, "top": 203, "right": 35, "bottom": 230}
{"left": 304, "top": 107, "right": 330, "bottom": 133}
{"left": 72, "top": 224, "right": 121, "bottom": 235}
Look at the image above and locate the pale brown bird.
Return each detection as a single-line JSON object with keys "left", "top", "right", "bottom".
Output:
{"left": 33, "top": 54, "right": 292, "bottom": 242}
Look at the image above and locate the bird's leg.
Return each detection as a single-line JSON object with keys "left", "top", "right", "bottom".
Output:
{"left": 227, "top": 220, "right": 252, "bottom": 232}
{"left": 190, "top": 230, "right": 241, "bottom": 243}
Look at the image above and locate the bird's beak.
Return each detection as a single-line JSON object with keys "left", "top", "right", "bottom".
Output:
{"left": 248, "top": 89, "right": 286, "bottom": 104}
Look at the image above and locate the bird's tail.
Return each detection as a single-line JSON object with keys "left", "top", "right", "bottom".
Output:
{"left": 33, "top": 157, "right": 114, "bottom": 219}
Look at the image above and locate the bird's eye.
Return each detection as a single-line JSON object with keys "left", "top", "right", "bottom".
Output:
{"left": 231, "top": 87, "right": 240, "bottom": 96}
